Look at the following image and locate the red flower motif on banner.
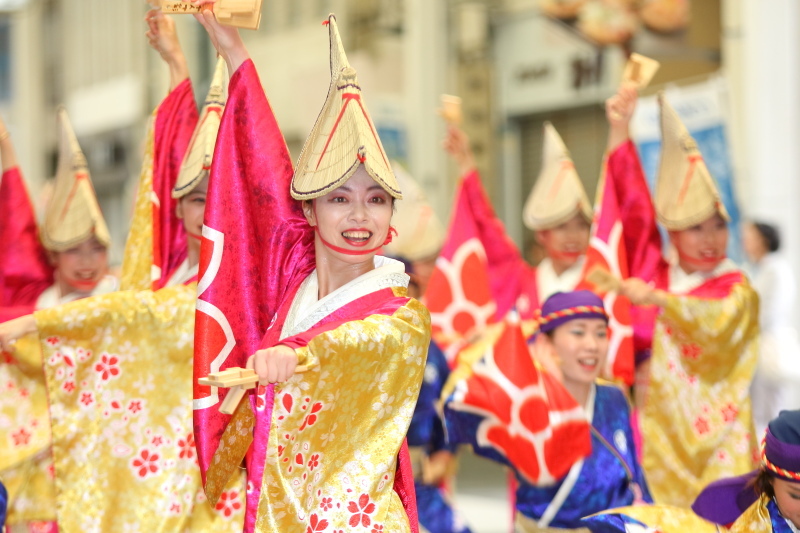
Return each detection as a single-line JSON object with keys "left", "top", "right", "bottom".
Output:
{"left": 214, "top": 490, "right": 242, "bottom": 518}
{"left": 94, "top": 354, "right": 120, "bottom": 381}
{"left": 131, "top": 448, "right": 160, "bottom": 478}
{"left": 449, "top": 320, "right": 591, "bottom": 485}
{"left": 348, "top": 493, "right": 376, "bottom": 527}
{"left": 425, "top": 235, "right": 496, "bottom": 363}
{"left": 169, "top": 502, "right": 181, "bottom": 514}
{"left": 694, "top": 416, "right": 711, "bottom": 435}
{"left": 306, "top": 513, "right": 329, "bottom": 533}
{"left": 178, "top": 433, "right": 195, "bottom": 459}
{"left": 307, "top": 453, "right": 320, "bottom": 471}
{"left": 128, "top": 400, "right": 143, "bottom": 414}
{"left": 576, "top": 216, "right": 635, "bottom": 385}
{"left": 62, "top": 381, "right": 76, "bottom": 393}
{"left": 11, "top": 427, "right": 31, "bottom": 446}
{"left": 46, "top": 336, "right": 60, "bottom": 346}
{"left": 371, "top": 525, "right": 384, "bottom": 533}
{"left": 320, "top": 497, "right": 333, "bottom": 511}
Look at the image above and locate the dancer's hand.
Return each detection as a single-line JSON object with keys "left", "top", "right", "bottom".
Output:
{"left": 442, "top": 125, "right": 476, "bottom": 177}
{"left": 145, "top": 9, "right": 189, "bottom": 89}
{"left": 618, "top": 277, "right": 667, "bottom": 307}
{"left": 247, "top": 345, "right": 299, "bottom": 385}
{"left": 605, "top": 85, "right": 637, "bottom": 152}
{"left": 192, "top": 2, "right": 250, "bottom": 74}
{"left": 0, "top": 315, "right": 37, "bottom": 353}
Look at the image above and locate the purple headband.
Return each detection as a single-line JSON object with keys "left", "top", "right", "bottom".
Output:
{"left": 693, "top": 409, "right": 800, "bottom": 525}
{"left": 537, "top": 290, "right": 608, "bottom": 334}
{"left": 762, "top": 417, "right": 800, "bottom": 481}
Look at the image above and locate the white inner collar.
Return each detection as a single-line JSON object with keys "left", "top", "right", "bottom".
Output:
{"left": 668, "top": 258, "right": 739, "bottom": 295}
{"left": 281, "top": 256, "right": 409, "bottom": 339}
{"left": 536, "top": 255, "right": 585, "bottom": 303}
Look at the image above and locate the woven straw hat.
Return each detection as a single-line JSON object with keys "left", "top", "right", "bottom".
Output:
{"left": 654, "top": 93, "right": 729, "bottom": 231}
{"left": 41, "top": 108, "right": 111, "bottom": 252}
{"left": 522, "top": 122, "right": 593, "bottom": 231}
{"left": 290, "top": 14, "right": 401, "bottom": 200}
{"left": 382, "top": 162, "right": 445, "bottom": 261}
{"left": 172, "top": 57, "right": 228, "bottom": 199}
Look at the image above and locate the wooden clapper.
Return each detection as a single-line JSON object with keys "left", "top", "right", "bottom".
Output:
{"left": 199, "top": 364, "right": 309, "bottom": 415}
{"left": 585, "top": 265, "right": 622, "bottom": 294}
{"left": 621, "top": 53, "right": 660, "bottom": 90}
{"left": 158, "top": 0, "right": 264, "bottom": 30}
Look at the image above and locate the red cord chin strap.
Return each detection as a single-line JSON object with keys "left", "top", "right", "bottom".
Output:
{"left": 314, "top": 225, "right": 397, "bottom": 256}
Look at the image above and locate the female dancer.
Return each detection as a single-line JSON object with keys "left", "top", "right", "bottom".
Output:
{"left": 191, "top": 8, "right": 430, "bottom": 532}
{"left": 444, "top": 290, "right": 650, "bottom": 531}
{"left": 443, "top": 124, "right": 592, "bottom": 327}
{"left": 606, "top": 86, "right": 759, "bottom": 506}
{"left": 693, "top": 409, "right": 800, "bottom": 532}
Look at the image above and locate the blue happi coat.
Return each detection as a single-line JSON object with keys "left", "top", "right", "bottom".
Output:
{"left": 445, "top": 382, "right": 652, "bottom": 529}
{"left": 409, "top": 341, "right": 472, "bottom": 533}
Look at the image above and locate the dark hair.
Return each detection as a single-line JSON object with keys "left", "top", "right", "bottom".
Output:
{"left": 752, "top": 222, "right": 781, "bottom": 253}
{"left": 748, "top": 469, "right": 775, "bottom": 499}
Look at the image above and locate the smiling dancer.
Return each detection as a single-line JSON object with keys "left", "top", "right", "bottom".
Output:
{"left": 190, "top": 9, "right": 429, "bottom": 533}
{"left": 444, "top": 290, "right": 651, "bottom": 531}
{"left": 443, "top": 124, "right": 592, "bottom": 330}
{"left": 693, "top": 409, "right": 800, "bottom": 532}
{"left": 605, "top": 86, "right": 759, "bottom": 507}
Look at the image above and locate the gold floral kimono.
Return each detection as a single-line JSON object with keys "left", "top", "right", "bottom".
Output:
{"left": 641, "top": 261, "right": 759, "bottom": 507}
{"left": 256, "top": 265, "right": 429, "bottom": 531}
{"left": 605, "top": 141, "right": 759, "bottom": 508}
{"left": 0, "top": 78, "right": 243, "bottom": 531}
{"left": 0, "top": 276, "right": 117, "bottom": 529}
{"left": 27, "top": 285, "right": 243, "bottom": 532}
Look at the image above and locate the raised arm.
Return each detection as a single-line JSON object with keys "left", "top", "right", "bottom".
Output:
{"left": 443, "top": 125, "right": 532, "bottom": 317}
{"left": 0, "top": 117, "right": 54, "bottom": 308}
{"left": 604, "top": 86, "right": 664, "bottom": 283}
{"left": 192, "top": 5, "right": 250, "bottom": 76}
{"left": 145, "top": 9, "right": 190, "bottom": 91}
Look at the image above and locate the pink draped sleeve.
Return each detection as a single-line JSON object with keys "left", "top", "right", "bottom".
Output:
{"left": 0, "top": 167, "right": 53, "bottom": 312}
{"left": 606, "top": 140, "right": 668, "bottom": 359}
{"left": 606, "top": 140, "right": 665, "bottom": 283}
{"left": 193, "top": 59, "right": 313, "bottom": 484}
{"left": 461, "top": 170, "right": 537, "bottom": 319}
{"left": 152, "top": 78, "right": 198, "bottom": 288}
